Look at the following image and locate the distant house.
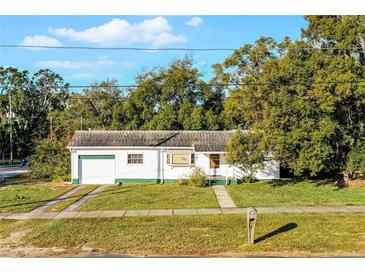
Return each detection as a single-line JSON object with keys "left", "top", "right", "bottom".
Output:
{"left": 67, "top": 130, "right": 280, "bottom": 185}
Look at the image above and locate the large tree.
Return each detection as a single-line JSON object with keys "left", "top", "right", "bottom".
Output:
{"left": 0, "top": 67, "right": 69, "bottom": 156}
{"left": 53, "top": 79, "right": 124, "bottom": 138}
{"left": 112, "top": 57, "right": 224, "bottom": 130}
{"left": 222, "top": 16, "right": 365, "bottom": 182}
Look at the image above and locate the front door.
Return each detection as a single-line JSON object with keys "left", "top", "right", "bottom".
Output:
{"left": 209, "top": 154, "right": 220, "bottom": 176}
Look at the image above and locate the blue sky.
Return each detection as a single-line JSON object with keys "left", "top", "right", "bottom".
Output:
{"left": 0, "top": 16, "right": 307, "bottom": 87}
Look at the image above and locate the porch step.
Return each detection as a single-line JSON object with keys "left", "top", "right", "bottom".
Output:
{"left": 208, "top": 176, "right": 235, "bottom": 185}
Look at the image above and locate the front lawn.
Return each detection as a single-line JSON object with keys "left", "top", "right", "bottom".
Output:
{"left": 227, "top": 180, "right": 365, "bottom": 207}
{"left": 0, "top": 213, "right": 364, "bottom": 257}
{"left": 0, "top": 176, "right": 74, "bottom": 212}
{"left": 79, "top": 184, "right": 218, "bottom": 210}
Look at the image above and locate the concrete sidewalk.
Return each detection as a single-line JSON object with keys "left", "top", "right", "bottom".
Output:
{"left": 212, "top": 185, "right": 236, "bottom": 208}
{"left": 1, "top": 205, "right": 365, "bottom": 220}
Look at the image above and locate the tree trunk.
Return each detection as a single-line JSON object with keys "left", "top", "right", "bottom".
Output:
{"left": 336, "top": 169, "right": 351, "bottom": 188}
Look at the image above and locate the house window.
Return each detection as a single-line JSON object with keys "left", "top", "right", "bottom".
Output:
{"left": 166, "top": 153, "right": 195, "bottom": 166}
{"left": 210, "top": 154, "right": 220, "bottom": 169}
{"left": 172, "top": 154, "right": 190, "bottom": 165}
{"left": 127, "top": 154, "right": 143, "bottom": 164}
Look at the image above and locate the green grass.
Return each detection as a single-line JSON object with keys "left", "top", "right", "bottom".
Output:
{"left": 227, "top": 180, "right": 365, "bottom": 207}
{"left": 1, "top": 213, "right": 365, "bottom": 257}
{"left": 0, "top": 176, "right": 74, "bottom": 212}
{"left": 79, "top": 184, "right": 218, "bottom": 211}
{"left": 46, "top": 185, "right": 98, "bottom": 212}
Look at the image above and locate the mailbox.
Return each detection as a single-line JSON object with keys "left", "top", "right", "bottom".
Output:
{"left": 248, "top": 208, "right": 257, "bottom": 221}
{"left": 247, "top": 207, "right": 257, "bottom": 244}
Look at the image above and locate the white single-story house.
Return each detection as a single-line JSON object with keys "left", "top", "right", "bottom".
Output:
{"left": 67, "top": 130, "right": 280, "bottom": 185}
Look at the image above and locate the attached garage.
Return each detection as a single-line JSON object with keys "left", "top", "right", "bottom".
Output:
{"left": 79, "top": 155, "right": 115, "bottom": 184}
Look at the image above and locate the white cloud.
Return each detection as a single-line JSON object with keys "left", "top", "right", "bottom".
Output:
{"left": 71, "top": 73, "right": 95, "bottom": 79}
{"left": 36, "top": 58, "right": 118, "bottom": 69}
{"left": 120, "top": 61, "right": 136, "bottom": 69}
{"left": 48, "top": 17, "right": 186, "bottom": 47}
{"left": 21, "top": 35, "right": 62, "bottom": 50}
{"left": 185, "top": 17, "right": 203, "bottom": 27}
{"left": 35, "top": 55, "right": 135, "bottom": 73}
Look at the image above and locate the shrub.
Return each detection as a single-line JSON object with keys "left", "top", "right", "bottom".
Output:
{"left": 189, "top": 168, "right": 208, "bottom": 187}
{"left": 29, "top": 137, "right": 70, "bottom": 181}
{"left": 241, "top": 175, "right": 257, "bottom": 184}
{"left": 176, "top": 177, "right": 189, "bottom": 186}
{"left": 348, "top": 142, "right": 365, "bottom": 175}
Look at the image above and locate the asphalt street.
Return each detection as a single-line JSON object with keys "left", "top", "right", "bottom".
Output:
{"left": 0, "top": 166, "right": 28, "bottom": 178}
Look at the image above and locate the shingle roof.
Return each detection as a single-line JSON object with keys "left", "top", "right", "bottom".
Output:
{"left": 68, "top": 130, "right": 237, "bottom": 152}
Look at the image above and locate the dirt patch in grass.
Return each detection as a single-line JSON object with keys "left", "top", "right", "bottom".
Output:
{"left": 347, "top": 179, "right": 365, "bottom": 188}
{"left": 0, "top": 220, "right": 66, "bottom": 257}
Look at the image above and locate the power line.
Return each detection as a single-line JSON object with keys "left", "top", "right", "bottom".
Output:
{"left": 1, "top": 44, "right": 365, "bottom": 52}
{"left": 60, "top": 79, "right": 365, "bottom": 89}
{"left": 0, "top": 44, "right": 237, "bottom": 51}
{"left": 2, "top": 80, "right": 365, "bottom": 100}
{"left": 1, "top": 80, "right": 364, "bottom": 96}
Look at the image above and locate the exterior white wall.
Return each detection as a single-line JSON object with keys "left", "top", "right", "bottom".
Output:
{"left": 162, "top": 150, "right": 193, "bottom": 180}
{"left": 254, "top": 160, "right": 281, "bottom": 180}
{"left": 70, "top": 148, "right": 280, "bottom": 182}
{"left": 71, "top": 148, "right": 160, "bottom": 181}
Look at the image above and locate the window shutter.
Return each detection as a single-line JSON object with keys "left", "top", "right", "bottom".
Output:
{"left": 167, "top": 154, "right": 171, "bottom": 165}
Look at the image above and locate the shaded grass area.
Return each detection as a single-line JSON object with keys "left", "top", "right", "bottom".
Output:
{"left": 46, "top": 185, "right": 98, "bottom": 212}
{"left": 1, "top": 213, "right": 365, "bottom": 257}
{"left": 79, "top": 184, "right": 218, "bottom": 211}
{"left": 227, "top": 180, "right": 365, "bottom": 207}
{"left": 0, "top": 176, "right": 74, "bottom": 212}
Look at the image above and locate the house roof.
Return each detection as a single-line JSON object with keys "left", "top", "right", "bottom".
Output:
{"left": 68, "top": 130, "right": 237, "bottom": 152}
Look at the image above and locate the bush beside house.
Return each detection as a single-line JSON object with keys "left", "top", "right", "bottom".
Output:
{"left": 177, "top": 168, "right": 208, "bottom": 187}
{"left": 29, "top": 137, "right": 70, "bottom": 181}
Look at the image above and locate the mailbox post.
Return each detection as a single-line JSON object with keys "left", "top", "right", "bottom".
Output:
{"left": 247, "top": 207, "right": 257, "bottom": 244}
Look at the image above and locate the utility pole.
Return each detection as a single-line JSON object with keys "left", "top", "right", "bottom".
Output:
{"left": 1, "top": 152, "right": 4, "bottom": 180}
{"left": 80, "top": 117, "right": 83, "bottom": 130}
{"left": 50, "top": 115, "right": 53, "bottom": 138}
{"left": 8, "top": 93, "right": 14, "bottom": 165}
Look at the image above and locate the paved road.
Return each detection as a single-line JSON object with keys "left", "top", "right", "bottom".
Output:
{"left": 0, "top": 166, "right": 28, "bottom": 178}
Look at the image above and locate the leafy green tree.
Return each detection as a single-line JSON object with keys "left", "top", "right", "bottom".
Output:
{"left": 0, "top": 67, "right": 69, "bottom": 156}
{"left": 347, "top": 142, "right": 365, "bottom": 176}
{"left": 222, "top": 16, "right": 365, "bottom": 182}
{"left": 226, "top": 130, "right": 266, "bottom": 175}
{"left": 54, "top": 80, "right": 124, "bottom": 137}
{"left": 112, "top": 57, "right": 223, "bottom": 130}
{"left": 29, "top": 136, "right": 70, "bottom": 181}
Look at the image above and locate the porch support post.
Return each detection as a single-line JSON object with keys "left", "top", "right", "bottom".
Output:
{"left": 160, "top": 148, "right": 164, "bottom": 184}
